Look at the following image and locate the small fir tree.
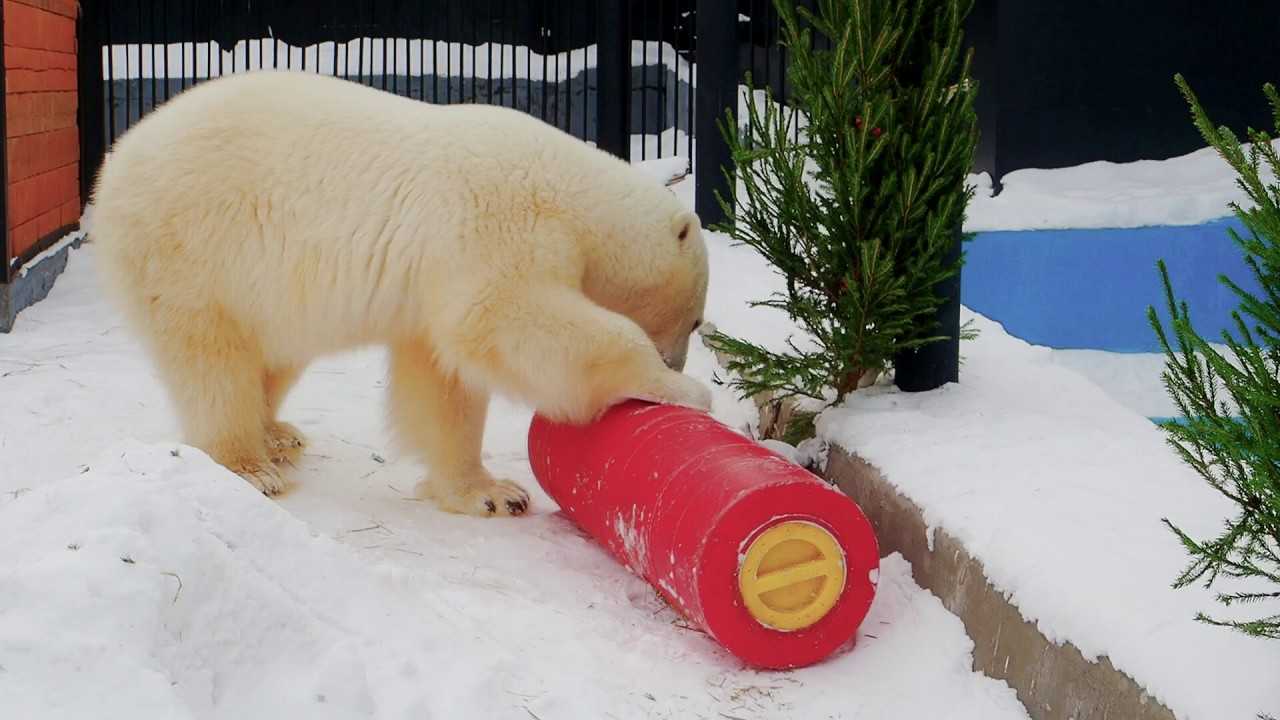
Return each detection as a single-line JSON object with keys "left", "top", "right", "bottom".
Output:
{"left": 705, "top": 0, "right": 978, "bottom": 413}
{"left": 1148, "top": 74, "right": 1280, "bottom": 641}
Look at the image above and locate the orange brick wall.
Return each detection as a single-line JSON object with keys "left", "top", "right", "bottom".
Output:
{"left": 5, "top": 0, "right": 78, "bottom": 263}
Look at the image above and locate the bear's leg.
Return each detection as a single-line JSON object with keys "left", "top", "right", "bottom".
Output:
{"left": 145, "top": 303, "right": 286, "bottom": 494}
{"left": 461, "top": 286, "right": 712, "bottom": 424}
{"left": 388, "top": 340, "right": 530, "bottom": 517}
{"left": 263, "top": 364, "right": 307, "bottom": 466}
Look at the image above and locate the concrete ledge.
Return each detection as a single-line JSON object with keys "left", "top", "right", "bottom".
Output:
{"left": 825, "top": 447, "right": 1175, "bottom": 720}
{"left": 1, "top": 230, "right": 85, "bottom": 333}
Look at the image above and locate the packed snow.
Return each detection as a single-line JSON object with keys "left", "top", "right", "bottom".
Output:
{"left": 815, "top": 311, "right": 1280, "bottom": 720}
{"left": 0, "top": 182, "right": 1029, "bottom": 717}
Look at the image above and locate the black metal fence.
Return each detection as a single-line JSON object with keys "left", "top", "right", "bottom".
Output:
{"left": 78, "top": 0, "right": 717, "bottom": 200}
{"left": 76, "top": 1, "right": 933, "bottom": 230}
{"left": 78, "top": 0, "right": 808, "bottom": 228}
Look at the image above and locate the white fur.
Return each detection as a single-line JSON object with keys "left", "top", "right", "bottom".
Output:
{"left": 90, "top": 70, "right": 711, "bottom": 515}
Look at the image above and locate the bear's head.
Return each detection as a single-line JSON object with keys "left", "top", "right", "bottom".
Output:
{"left": 583, "top": 199, "right": 709, "bottom": 374}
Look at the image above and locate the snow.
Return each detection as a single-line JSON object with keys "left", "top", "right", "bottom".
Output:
{"left": 10, "top": 231, "right": 85, "bottom": 278}
{"left": 104, "top": 38, "right": 693, "bottom": 83}
{"left": 964, "top": 139, "right": 1280, "bottom": 232}
{"left": 0, "top": 237, "right": 1027, "bottom": 715}
{"left": 816, "top": 310, "right": 1280, "bottom": 720}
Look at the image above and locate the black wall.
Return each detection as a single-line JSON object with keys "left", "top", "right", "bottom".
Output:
{"left": 986, "top": 0, "right": 1280, "bottom": 181}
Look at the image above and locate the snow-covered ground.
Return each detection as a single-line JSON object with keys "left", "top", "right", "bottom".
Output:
{"left": 815, "top": 309, "right": 1280, "bottom": 720}
{"left": 0, "top": 182, "right": 1029, "bottom": 716}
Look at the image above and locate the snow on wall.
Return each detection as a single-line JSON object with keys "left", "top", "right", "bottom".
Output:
{"left": 965, "top": 139, "right": 1280, "bottom": 232}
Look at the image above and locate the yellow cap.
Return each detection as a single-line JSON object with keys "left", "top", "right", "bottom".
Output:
{"left": 738, "top": 520, "right": 846, "bottom": 631}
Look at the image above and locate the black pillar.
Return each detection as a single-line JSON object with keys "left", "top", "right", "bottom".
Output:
{"left": 78, "top": 0, "right": 107, "bottom": 216}
{"left": 694, "top": 0, "right": 737, "bottom": 227}
{"left": 596, "top": 0, "right": 631, "bottom": 159}
{"left": 0, "top": 0, "right": 10, "bottom": 284}
{"left": 894, "top": 227, "right": 963, "bottom": 392}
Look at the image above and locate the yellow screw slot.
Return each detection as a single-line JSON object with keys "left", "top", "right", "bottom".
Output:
{"left": 738, "top": 520, "right": 846, "bottom": 631}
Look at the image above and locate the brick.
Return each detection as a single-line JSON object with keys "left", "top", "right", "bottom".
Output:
{"left": 11, "top": 0, "right": 78, "bottom": 19}
{"left": 42, "top": 13, "right": 75, "bottom": 53}
{"left": 6, "top": 68, "right": 77, "bottom": 94}
{"left": 6, "top": 91, "right": 76, "bottom": 137}
{"left": 10, "top": 219, "right": 38, "bottom": 257}
{"left": 6, "top": 130, "right": 75, "bottom": 182}
{"left": 48, "top": 126, "right": 77, "bottom": 167}
{"left": 8, "top": 174, "right": 38, "bottom": 227}
{"left": 5, "top": 46, "right": 76, "bottom": 71}
{"left": 36, "top": 206, "right": 60, "bottom": 240}
{"left": 53, "top": 161, "right": 77, "bottom": 204}
{"left": 4, "top": 1, "right": 42, "bottom": 50}
{"left": 59, "top": 197, "right": 80, "bottom": 227}
{"left": 7, "top": 133, "right": 39, "bottom": 181}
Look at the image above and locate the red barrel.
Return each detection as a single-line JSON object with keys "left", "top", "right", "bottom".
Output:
{"left": 527, "top": 400, "right": 880, "bottom": 669}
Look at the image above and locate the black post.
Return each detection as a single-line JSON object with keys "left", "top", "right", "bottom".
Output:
{"left": 0, "top": 0, "right": 9, "bottom": 286}
{"left": 78, "top": 0, "right": 107, "bottom": 216}
{"left": 894, "top": 226, "right": 963, "bottom": 392}
{"left": 966, "top": 0, "right": 998, "bottom": 187}
{"left": 595, "top": 0, "right": 630, "bottom": 159}
{"left": 694, "top": 0, "right": 736, "bottom": 227}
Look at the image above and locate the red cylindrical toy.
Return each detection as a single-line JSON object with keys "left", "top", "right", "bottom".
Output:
{"left": 527, "top": 400, "right": 880, "bottom": 670}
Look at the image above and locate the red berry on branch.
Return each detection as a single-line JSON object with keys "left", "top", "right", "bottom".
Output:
{"left": 854, "top": 115, "right": 864, "bottom": 129}
{"left": 871, "top": 127, "right": 883, "bottom": 138}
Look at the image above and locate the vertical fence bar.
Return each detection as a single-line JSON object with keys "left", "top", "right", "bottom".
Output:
{"left": 421, "top": 0, "right": 428, "bottom": 101}
{"left": 525, "top": 5, "right": 532, "bottom": 113}
{"left": 658, "top": 0, "right": 669, "bottom": 158}
{"left": 581, "top": 0, "right": 589, "bottom": 140}
{"left": 471, "top": 3, "right": 478, "bottom": 101}
{"left": 332, "top": 2, "right": 340, "bottom": 79}
{"left": 107, "top": 2, "right": 118, "bottom": 142}
{"left": 446, "top": 0, "right": 453, "bottom": 101}
{"left": 485, "top": 0, "right": 493, "bottom": 104}
{"left": 695, "top": 0, "right": 736, "bottom": 225}
{"left": 562, "top": 0, "right": 571, "bottom": 132}
{"left": 161, "top": 0, "right": 169, "bottom": 101}
{"left": 148, "top": 1, "right": 156, "bottom": 111}
{"left": 495, "top": 0, "right": 504, "bottom": 106}
{"left": 205, "top": 11, "right": 212, "bottom": 81}
{"left": 552, "top": 0, "right": 559, "bottom": 124}
{"left": 540, "top": 1, "right": 548, "bottom": 120}
{"left": 180, "top": 1, "right": 188, "bottom": 90}
{"left": 596, "top": 0, "right": 629, "bottom": 158}
{"left": 640, "top": 1, "right": 648, "bottom": 159}
{"left": 685, "top": 0, "right": 693, "bottom": 169}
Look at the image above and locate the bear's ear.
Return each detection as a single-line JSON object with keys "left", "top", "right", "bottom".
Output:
{"left": 671, "top": 211, "right": 699, "bottom": 243}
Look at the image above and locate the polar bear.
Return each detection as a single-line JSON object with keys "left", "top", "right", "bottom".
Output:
{"left": 89, "top": 70, "right": 711, "bottom": 516}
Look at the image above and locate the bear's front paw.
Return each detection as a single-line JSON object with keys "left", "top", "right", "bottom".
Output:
{"left": 415, "top": 473, "right": 531, "bottom": 517}
{"left": 635, "top": 371, "right": 713, "bottom": 414}
{"left": 266, "top": 421, "right": 307, "bottom": 466}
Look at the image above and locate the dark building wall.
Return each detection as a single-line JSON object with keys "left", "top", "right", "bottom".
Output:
{"left": 988, "top": 0, "right": 1279, "bottom": 179}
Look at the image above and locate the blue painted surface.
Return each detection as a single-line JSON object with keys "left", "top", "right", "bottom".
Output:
{"left": 962, "top": 217, "right": 1265, "bottom": 353}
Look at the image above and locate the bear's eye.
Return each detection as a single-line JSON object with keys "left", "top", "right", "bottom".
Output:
{"left": 678, "top": 224, "right": 690, "bottom": 242}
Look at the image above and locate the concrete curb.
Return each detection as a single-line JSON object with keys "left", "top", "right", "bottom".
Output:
{"left": 1, "top": 231, "right": 85, "bottom": 333}
{"left": 825, "top": 447, "right": 1176, "bottom": 720}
